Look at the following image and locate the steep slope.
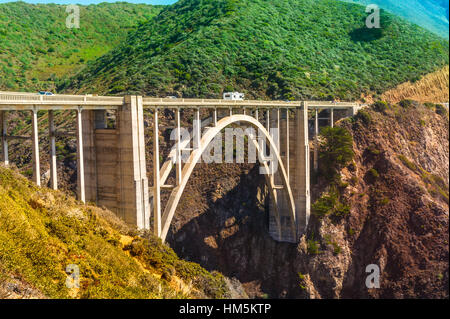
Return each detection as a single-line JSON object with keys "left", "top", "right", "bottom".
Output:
{"left": 381, "top": 65, "right": 449, "bottom": 104}
{"left": 65, "top": 0, "right": 449, "bottom": 100}
{"left": 166, "top": 102, "right": 449, "bottom": 298}
{"left": 341, "top": 0, "right": 449, "bottom": 39}
{"left": 0, "top": 165, "right": 237, "bottom": 299}
{"left": 0, "top": 1, "right": 163, "bottom": 91}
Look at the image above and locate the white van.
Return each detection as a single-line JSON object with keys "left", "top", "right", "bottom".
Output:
{"left": 223, "top": 92, "right": 244, "bottom": 100}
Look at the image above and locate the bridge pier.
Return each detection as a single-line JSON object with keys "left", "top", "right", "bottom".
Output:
{"left": 116, "top": 96, "right": 149, "bottom": 229}
{"left": 330, "top": 108, "right": 334, "bottom": 128}
{"left": 268, "top": 104, "right": 310, "bottom": 242}
{"left": 293, "top": 104, "right": 311, "bottom": 236}
{"left": 153, "top": 108, "right": 161, "bottom": 236}
{"left": 31, "top": 108, "right": 40, "bottom": 186}
{"left": 48, "top": 110, "right": 57, "bottom": 190}
{"left": 175, "top": 108, "right": 182, "bottom": 185}
{"left": 76, "top": 108, "right": 85, "bottom": 203}
{"left": 313, "top": 107, "right": 319, "bottom": 173}
{"left": 285, "top": 108, "right": 290, "bottom": 182}
{"left": 81, "top": 96, "right": 150, "bottom": 229}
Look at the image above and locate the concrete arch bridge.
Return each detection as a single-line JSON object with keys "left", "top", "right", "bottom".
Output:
{"left": 0, "top": 92, "right": 360, "bottom": 243}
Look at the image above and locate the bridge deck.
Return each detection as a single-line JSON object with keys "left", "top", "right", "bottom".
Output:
{"left": 0, "top": 93, "right": 358, "bottom": 110}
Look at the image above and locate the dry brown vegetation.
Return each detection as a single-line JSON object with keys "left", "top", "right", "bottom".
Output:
{"left": 381, "top": 66, "right": 449, "bottom": 104}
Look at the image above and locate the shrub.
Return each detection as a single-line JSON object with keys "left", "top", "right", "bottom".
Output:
{"left": 307, "top": 239, "right": 321, "bottom": 255}
{"left": 319, "top": 127, "right": 354, "bottom": 180}
{"left": 312, "top": 187, "right": 350, "bottom": 219}
{"left": 298, "top": 272, "right": 307, "bottom": 290}
{"left": 312, "top": 190, "right": 338, "bottom": 218}
{"left": 367, "top": 145, "right": 381, "bottom": 155}
{"left": 355, "top": 110, "right": 372, "bottom": 125}
{"left": 368, "top": 168, "right": 379, "bottom": 178}
{"left": 435, "top": 104, "right": 448, "bottom": 116}
{"left": 373, "top": 101, "right": 388, "bottom": 112}
{"left": 332, "top": 242, "right": 341, "bottom": 255}
{"left": 333, "top": 202, "right": 350, "bottom": 217}
{"left": 398, "top": 155, "right": 417, "bottom": 171}
{"left": 399, "top": 99, "right": 414, "bottom": 108}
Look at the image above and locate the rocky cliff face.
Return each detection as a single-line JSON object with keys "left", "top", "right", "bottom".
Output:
{"left": 167, "top": 103, "right": 449, "bottom": 299}
{"left": 4, "top": 101, "right": 448, "bottom": 299}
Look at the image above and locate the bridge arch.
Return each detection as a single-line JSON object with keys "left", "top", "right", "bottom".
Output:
{"left": 160, "top": 114, "right": 297, "bottom": 242}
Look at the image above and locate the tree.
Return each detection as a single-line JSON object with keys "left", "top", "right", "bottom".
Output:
{"left": 319, "top": 126, "right": 354, "bottom": 180}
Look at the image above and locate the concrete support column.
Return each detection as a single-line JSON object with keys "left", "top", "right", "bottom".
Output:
{"left": 81, "top": 110, "right": 97, "bottom": 203}
{"left": 175, "top": 108, "right": 182, "bottom": 185}
{"left": 276, "top": 108, "right": 280, "bottom": 148}
{"left": 213, "top": 108, "right": 217, "bottom": 126}
{"left": 268, "top": 104, "right": 310, "bottom": 242}
{"left": 1, "top": 111, "right": 8, "bottom": 166}
{"left": 193, "top": 108, "right": 201, "bottom": 150}
{"left": 314, "top": 108, "right": 319, "bottom": 173}
{"left": 117, "top": 96, "right": 150, "bottom": 230}
{"left": 76, "top": 108, "right": 85, "bottom": 203}
{"left": 285, "top": 108, "right": 290, "bottom": 182}
{"left": 31, "top": 108, "right": 41, "bottom": 186}
{"left": 268, "top": 109, "right": 276, "bottom": 185}
{"left": 48, "top": 110, "right": 57, "bottom": 190}
{"left": 330, "top": 108, "right": 334, "bottom": 128}
{"left": 293, "top": 103, "right": 310, "bottom": 236}
{"left": 153, "top": 108, "right": 161, "bottom": 236}
{"left": 255, "top": 109, "right": 259, "bottom": 121}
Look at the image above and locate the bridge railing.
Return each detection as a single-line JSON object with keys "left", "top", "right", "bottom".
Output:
{"left": 0, "top": 93, "right": 124, "bottom": 106}
{"left": 1, "top": 92, "right": 359, "bottom": 110}
{"left": 142, "top": 97, "right": 301, "bottom": 108}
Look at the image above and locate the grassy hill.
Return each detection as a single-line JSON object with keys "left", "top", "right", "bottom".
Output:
{"left": 341, "top": 0, "right": 449, "bottom": 39}
{"left": 0, "top": 165, "right": 232, "bottom": 299}
{"left": 64, "top": 0, "right": 449, "bottom": 101}
{"left": 0, "top": 1, "right": 163, "bottom": 92}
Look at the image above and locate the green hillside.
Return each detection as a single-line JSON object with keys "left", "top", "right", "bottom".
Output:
{"left": 0, "top": 1, "right": 163, "bottom": 92}
{"left": 64, "top": 0, "right": 449, "bottom": 101}
{"left": 0, "top": 165, "right": 230, "bottom": 299}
